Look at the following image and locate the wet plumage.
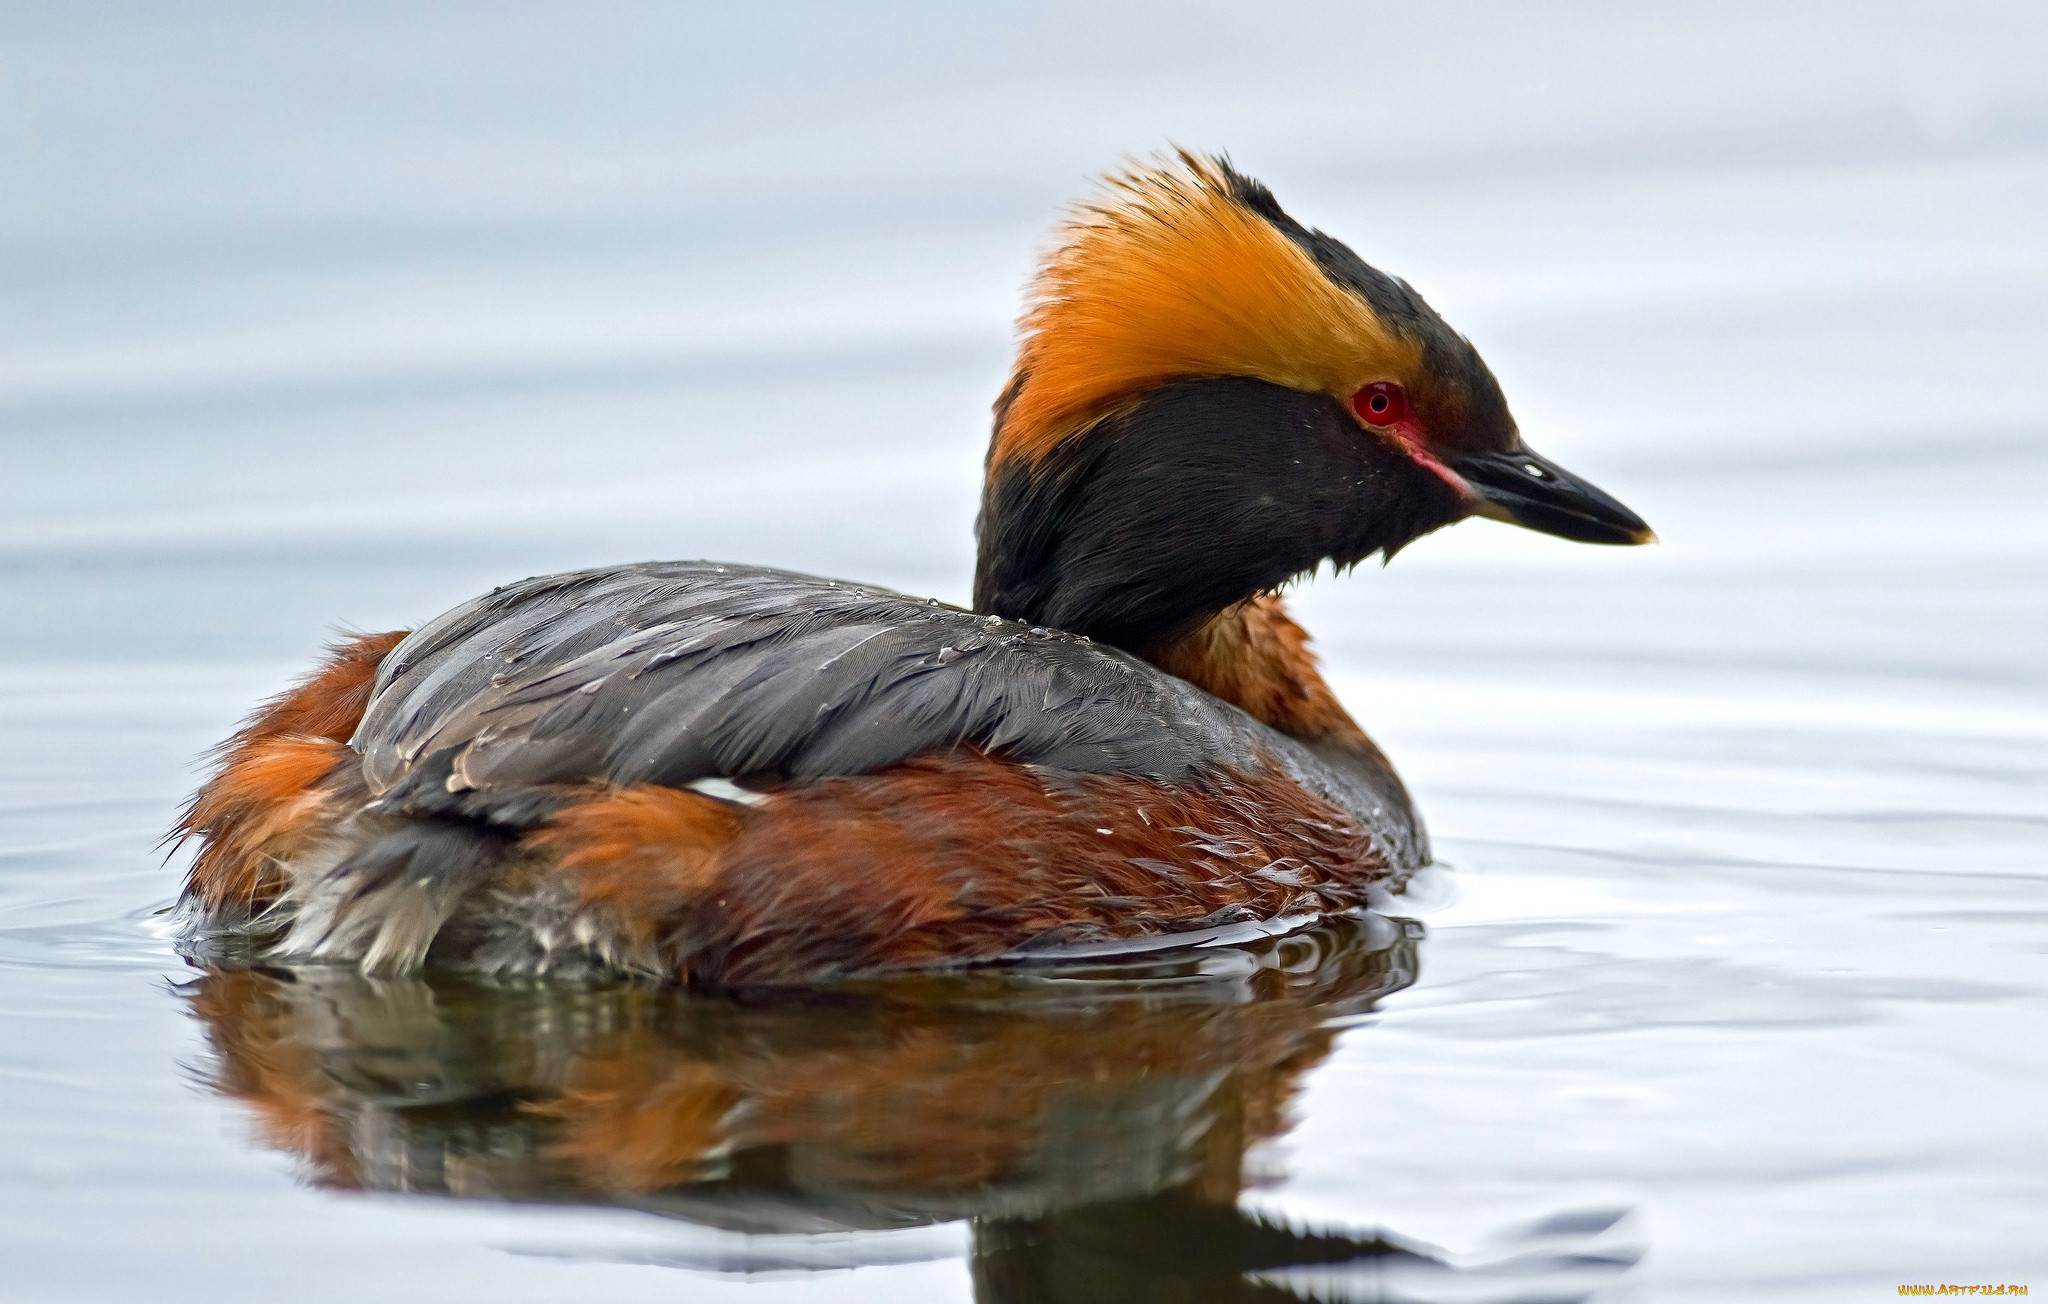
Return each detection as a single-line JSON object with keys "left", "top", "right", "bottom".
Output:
{"left": 172, "top": 152, "right": 1649, "bottom": 985}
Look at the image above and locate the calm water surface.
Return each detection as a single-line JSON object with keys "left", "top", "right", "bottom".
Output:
{"left": 3, "top": 5, "right": 2046, "bottom": 1301}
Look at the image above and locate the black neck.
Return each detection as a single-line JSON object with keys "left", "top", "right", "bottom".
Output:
{"left": 972, "top": 377, "right": 1458, "bottom": 654}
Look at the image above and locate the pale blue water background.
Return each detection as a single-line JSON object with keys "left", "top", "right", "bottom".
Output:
{"left": 2, "top": 3, "right": 2045, "bottom": 1300}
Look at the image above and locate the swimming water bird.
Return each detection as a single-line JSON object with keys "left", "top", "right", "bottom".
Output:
{"left": 172, "top": 153, "right": 1651, "bottom": 985}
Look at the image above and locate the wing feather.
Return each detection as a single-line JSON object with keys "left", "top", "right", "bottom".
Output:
{"left": 351, "top": 562, "right": 1415, "bottom": 864}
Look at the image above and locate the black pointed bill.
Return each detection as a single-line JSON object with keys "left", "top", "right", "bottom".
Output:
{"left": 1448, "top": 445, "right": 1654, "bottom": 545}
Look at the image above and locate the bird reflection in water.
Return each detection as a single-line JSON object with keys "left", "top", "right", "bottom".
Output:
{"left": 180, "top": 914, "right": 1636, "bottom": 1302}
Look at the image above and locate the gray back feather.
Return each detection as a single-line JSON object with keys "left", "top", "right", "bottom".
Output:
{"left": 352, "top": 563, "right": 1412, "bottom": 858}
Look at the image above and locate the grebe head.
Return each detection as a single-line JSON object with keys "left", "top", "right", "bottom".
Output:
{"left": 973, "top": 151, "right": 1651, "bottom": 655}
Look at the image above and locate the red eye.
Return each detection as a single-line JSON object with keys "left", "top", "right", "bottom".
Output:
{"left": 1351, "top": 382, "right": 1409, "bottom": 427}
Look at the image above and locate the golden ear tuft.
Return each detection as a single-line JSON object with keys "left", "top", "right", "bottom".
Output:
{"left": 992, "top": 151, "right": 1420, "bottom": 468}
